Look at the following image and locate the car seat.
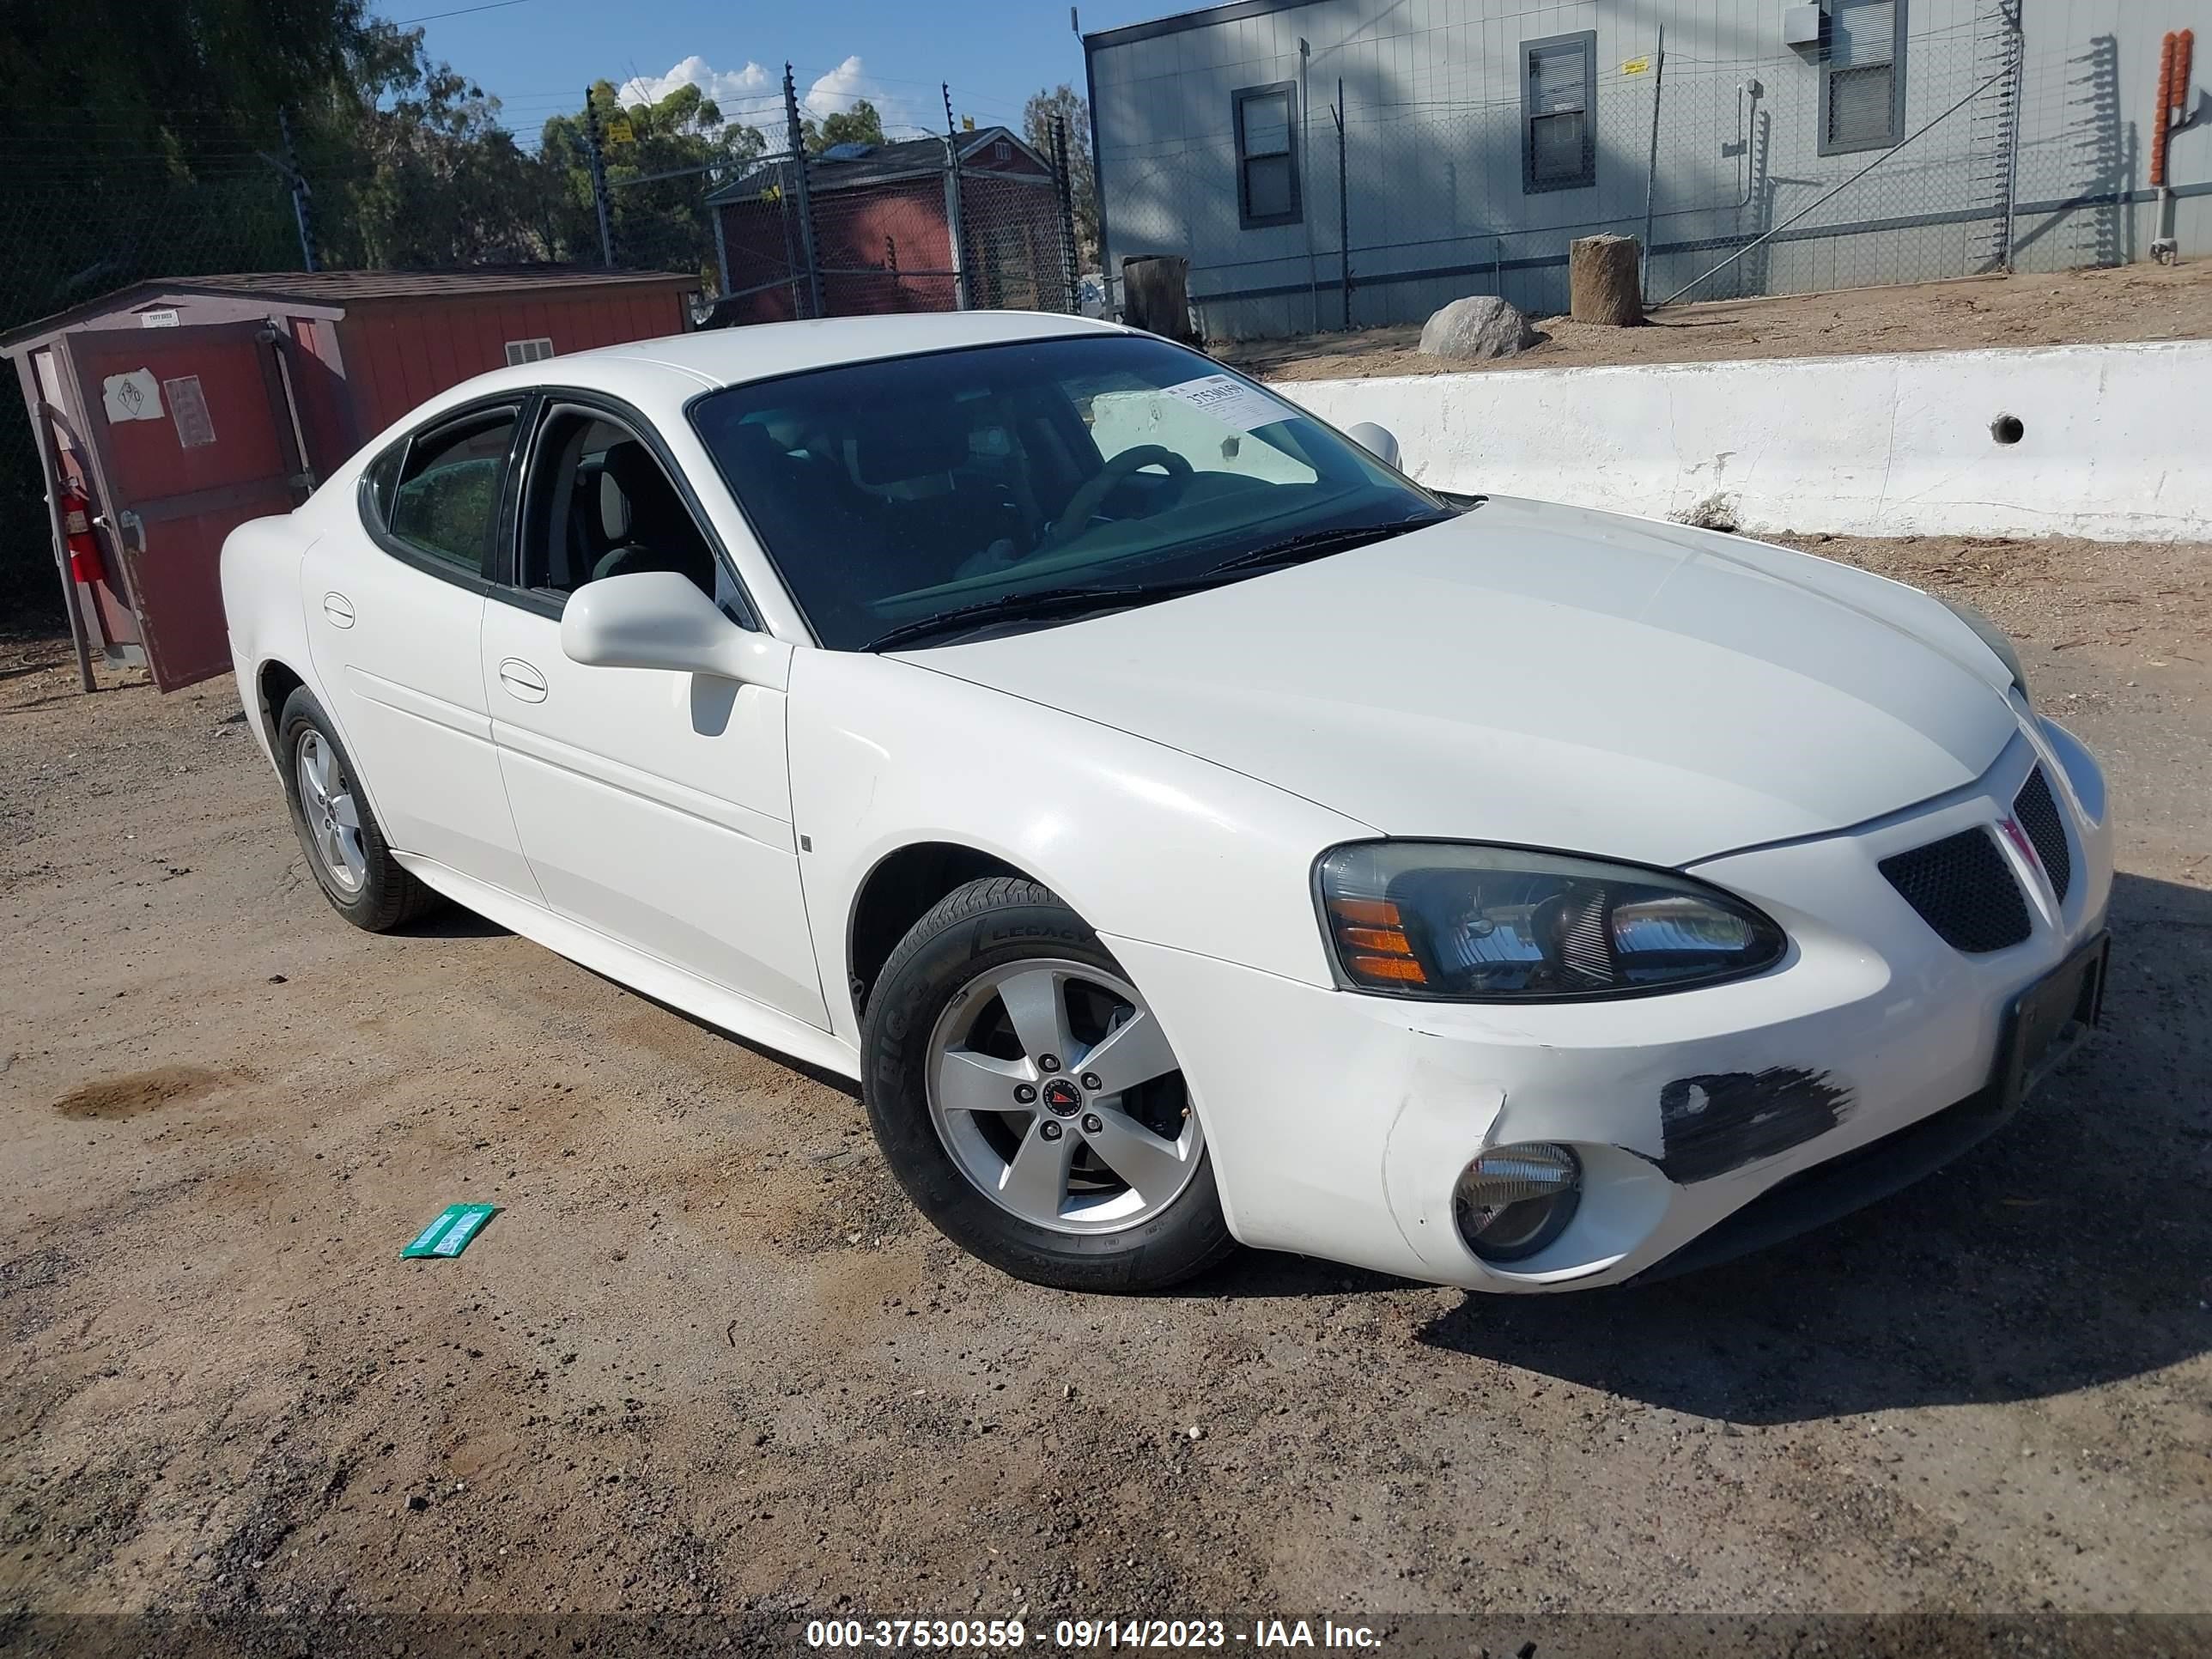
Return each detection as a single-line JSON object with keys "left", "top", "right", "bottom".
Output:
{"left": 590, "top": 441, "right": 718, "bottom": 595}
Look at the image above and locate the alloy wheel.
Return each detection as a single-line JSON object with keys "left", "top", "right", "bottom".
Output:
{"left": 925, "top": 957, "right": 1202, "bottom": 1234}
{"left": 295, "top": 729, "right": 368, "bottom": 894}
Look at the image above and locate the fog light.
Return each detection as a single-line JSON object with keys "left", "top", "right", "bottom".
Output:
{"left": 1454, "top": 1143, "right": 1583, "bottom": 1262}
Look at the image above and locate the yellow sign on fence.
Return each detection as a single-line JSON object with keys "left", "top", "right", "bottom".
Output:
{"left": 1620, "top": 56, "right": 1651, "bottom": 76}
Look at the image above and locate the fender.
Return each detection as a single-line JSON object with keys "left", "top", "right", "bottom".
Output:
{"left": 786, "top": 646, "right": 1377, "bottom": 1054}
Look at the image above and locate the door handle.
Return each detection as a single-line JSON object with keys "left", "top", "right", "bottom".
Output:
{"left": 498, "top": 657, "right": 549, "bottom": 703}
{"left": 92, "top": 509, "right": 147, "bottom": 557}
{"left": 321, "top": 592, "right": 356, "bottom": 629}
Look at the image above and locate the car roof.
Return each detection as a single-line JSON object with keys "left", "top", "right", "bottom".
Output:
{"left": 583, "top": 308, "right": 1124, "bottom": 390}
{"left": 323, "top": 310, "right": 1139, "bottom": 497}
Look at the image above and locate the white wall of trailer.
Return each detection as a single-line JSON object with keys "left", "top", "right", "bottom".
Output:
{"left": 1086, "top": 0, "right": 2212, "bottom": 340}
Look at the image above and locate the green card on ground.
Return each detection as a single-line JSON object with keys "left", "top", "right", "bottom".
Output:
{"left": 402, "top": 1203, "right": 500, "bottom": 1259}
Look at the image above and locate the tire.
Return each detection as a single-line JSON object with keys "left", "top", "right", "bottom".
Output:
{"left": 861, "top": 876, "right": 1236, "bottom": 1292}
{"left": 276, "top": 686, "right": 443, "bottom": 933}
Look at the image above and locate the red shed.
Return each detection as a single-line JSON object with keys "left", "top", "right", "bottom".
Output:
{"left": 2, "top": 265, "right": 698, "bottom": 692}
{"left": 708, "top": 128, "right": 1068, "bottom": 325}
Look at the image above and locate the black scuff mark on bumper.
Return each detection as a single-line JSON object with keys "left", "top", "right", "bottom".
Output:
{"left": 1657, "top": 1067, "right": 1854, "bottom": 1184}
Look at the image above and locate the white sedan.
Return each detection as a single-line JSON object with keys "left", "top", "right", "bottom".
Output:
{"left": 221, "top": 311, "right": 2112, "bottom": 1294}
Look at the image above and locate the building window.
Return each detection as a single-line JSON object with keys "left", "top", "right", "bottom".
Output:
{"left": 503, "top": 337, "right": 555, "bottom": 366}
{"left": 1522, "top": 31, "right": 1597, "bottom": 193}
{"left": 1234, "top": 82, "right": 1300, "bottom": 228}
{"left": 1820, "top": 0, "right": 1906, "bottom": 155}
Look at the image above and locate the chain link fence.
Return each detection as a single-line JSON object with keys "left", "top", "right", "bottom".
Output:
{"left": 617, "top": 112, "right": 1082, "bottom": 327}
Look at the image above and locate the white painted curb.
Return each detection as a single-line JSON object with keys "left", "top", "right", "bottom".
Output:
{"left": 1283, "top": 341, "right": 2210, "bottom": 543}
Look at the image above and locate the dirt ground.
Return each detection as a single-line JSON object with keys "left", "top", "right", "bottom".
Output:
{"left": 3, "top": 533, "right": 2210, "bottom": 1649}
{"left": 1221, "top": 261, "right": 2212, "bottom": 382}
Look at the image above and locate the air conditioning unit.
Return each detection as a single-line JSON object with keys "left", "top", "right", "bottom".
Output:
{"left": 1783, "top": 4, "right": 1823, "bottom": 47}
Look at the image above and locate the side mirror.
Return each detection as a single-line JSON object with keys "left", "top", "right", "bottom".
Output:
{"left": 1346, "top": 421, "right": 1402, "bottom": 470}
{"left": 561, "top": 570, "right": 761, "bottom": 682}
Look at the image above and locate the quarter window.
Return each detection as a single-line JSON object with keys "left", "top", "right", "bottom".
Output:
{"left": 1522, "top": 32, "right": 1597, "bottom": 193}
{"left": 1233, "top": 82, "right": 1299, "bottom": 228}
{"left": 386, "top": 410, "right": 518, "bottom": 576}
{"left": 1820, "top": 0, "right": 1905, "bottom": 155}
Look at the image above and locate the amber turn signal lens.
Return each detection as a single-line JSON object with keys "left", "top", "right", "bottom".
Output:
{"left": 1338, "top": 925, "right": 1413, "bottom": 954}
{"left": 1347, "top": 953, "right": 1427, "bottom": 984}
{"left": 1327, "top": 896, "right": 1401, "bottom": 928}
{"left": 1328, "top": 895, "right": 1425, "bottom": 986}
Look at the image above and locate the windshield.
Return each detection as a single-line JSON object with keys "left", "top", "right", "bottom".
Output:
{"left": 687, "top": 333, "right": 1445, "bottom": 650}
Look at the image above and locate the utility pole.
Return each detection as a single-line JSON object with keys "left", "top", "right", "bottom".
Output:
{"left": 943, "top": 131, "right": 969, "bottom": 310}
{"left": 584, "top": 88, "right": 614, "bottom": 267}
{"left": 1300, "top": 38, "right": 1316, "bottom": 331}
{"left": 944, "top": 82, "right": 957, "bottom": 138}
{"left": 2000, "top": 0, "right": 2025, "bottom": 270}
{"left": 1640, "top": 21, "right": 1665, "bottom": 301}
{"left": 1334, "top": 81, "right": 1350, "bottom": 330}
{"left": 784, "top": 64, "right": 824, "bottom": 318}
{"left": 1051, "top": 114, "right": 1079, "bottom": 311}
{"left": 278, "top": 108, "right": 315, "bottom": 271}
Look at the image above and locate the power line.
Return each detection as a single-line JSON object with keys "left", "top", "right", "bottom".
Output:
{"left": 388, "top": 0, "right": 538, "bottom": 23}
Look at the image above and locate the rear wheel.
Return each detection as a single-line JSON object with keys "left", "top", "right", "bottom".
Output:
{"left": 277, "top": 687, "right": 442, "bottom": 932}
{"left": 861, "top": 877, "right": 1235, "bottom": 1292}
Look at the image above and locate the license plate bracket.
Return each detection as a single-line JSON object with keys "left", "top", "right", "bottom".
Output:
{"left": 1996, "top": 932, "right": 2109, "bottom": 1106}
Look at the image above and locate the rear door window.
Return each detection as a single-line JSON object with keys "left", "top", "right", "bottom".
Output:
{"left": 386, "top": 409, "right": 520, "bottom": 577}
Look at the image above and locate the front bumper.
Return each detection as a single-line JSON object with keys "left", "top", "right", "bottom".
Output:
{"left": 1105, "top": 715, "right": 2113, "bottom": 1293}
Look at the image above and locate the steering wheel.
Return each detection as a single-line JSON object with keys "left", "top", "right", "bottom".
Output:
{"left": 1041, "top": 445, "right": 1194, "bottom": 550}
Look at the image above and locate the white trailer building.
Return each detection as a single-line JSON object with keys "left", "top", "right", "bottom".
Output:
{"left": 1082, "top": 0, "right": 2210, "bottom": 337}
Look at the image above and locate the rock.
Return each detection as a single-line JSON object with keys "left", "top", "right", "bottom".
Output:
{"left": 1418, "top": 295, "right": 1537, "bottom": 361}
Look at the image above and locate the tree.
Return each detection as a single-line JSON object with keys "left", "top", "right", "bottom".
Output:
{"left": 1024, "top": 84, "right": 1098, "bottom": 266}
{"left": 308, "top": 21, "right": 545, "bottom": 269}
{"left": 0, "top": 0, "right": 374, "bottom": 621}
{"left": 802, "top": 99, "right": 885, "bottom": 155}
{"left": 538, "top": 79, "right": 766, "bottom": 278}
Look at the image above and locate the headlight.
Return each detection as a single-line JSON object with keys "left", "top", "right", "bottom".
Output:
{"left": 1939, "top": 596, "right": 2029, "bottom": 703}
{"left": 1316, "top": 842, "right": 1787, "bottom": 1000}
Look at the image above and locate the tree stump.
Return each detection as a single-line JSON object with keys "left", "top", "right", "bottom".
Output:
{"left": 1569, "top": 234, "right": 1644, "bottom": 326}
{"left": 1121, "top": 255, "right": 1194, "bottom": 343}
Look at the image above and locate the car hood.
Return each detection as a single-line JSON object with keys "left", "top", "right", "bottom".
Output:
{"left": 907, "top": 497, "right": 2022, "bottom": 867}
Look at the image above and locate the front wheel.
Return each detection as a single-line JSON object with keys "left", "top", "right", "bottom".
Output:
{"left": 861, "top": 877, "right": 1235, "bottom": 1292}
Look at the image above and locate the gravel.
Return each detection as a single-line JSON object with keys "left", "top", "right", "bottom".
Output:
{"left": 2, "top": 536, "right": 2208, "bottom": 1633}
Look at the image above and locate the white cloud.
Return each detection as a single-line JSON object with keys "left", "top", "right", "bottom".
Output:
{"left": 612, "top": 53, "right": 928, "bottom": 144}
{"left": 616, "top": 56, "right": 781, "bottom": 133}
{"left": 804, "top": 56, "right": 926, "bottom": 137}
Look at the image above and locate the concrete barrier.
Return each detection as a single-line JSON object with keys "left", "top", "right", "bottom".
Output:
{"left": 1283, "top": 341, "right": 2211, "bottom": 543}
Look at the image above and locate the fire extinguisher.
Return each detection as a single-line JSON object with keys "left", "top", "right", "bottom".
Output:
{"left": 59, "top": 478, "right": 108, "bottom": 586}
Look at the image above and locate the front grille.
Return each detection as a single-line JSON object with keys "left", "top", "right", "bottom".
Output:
{"left": 2013, "top": 766, "right": 2073, "bottom": 902}
{"left": 1880, "top": 828, "right": 2033, "bottom": 953}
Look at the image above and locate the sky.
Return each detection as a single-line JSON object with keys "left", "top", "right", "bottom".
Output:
{"left": 383, "top": 0, "right": 1180, "bottom": 151}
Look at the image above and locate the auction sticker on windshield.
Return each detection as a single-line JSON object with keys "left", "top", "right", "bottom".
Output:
{"left": 1158, "top": 374, "right": 1289, "bottom": 432}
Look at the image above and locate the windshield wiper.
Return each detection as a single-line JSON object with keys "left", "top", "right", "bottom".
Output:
{"left": 1203, "top": 510, "right": 1461, "bottom": 576}
{"left": 860, "top": 580, "right": 1217, "bottom": 653}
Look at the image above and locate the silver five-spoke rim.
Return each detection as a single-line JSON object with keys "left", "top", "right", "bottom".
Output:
{"left": 295, "top": 729, "right": 367, "bottom": 895}
{"left": 926, "top": 958, "right": 1202, "bottom": 1235}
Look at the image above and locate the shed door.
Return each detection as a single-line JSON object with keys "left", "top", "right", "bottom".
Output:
{"left": 61, "top": 321, "right": 309, "bottom": 690}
